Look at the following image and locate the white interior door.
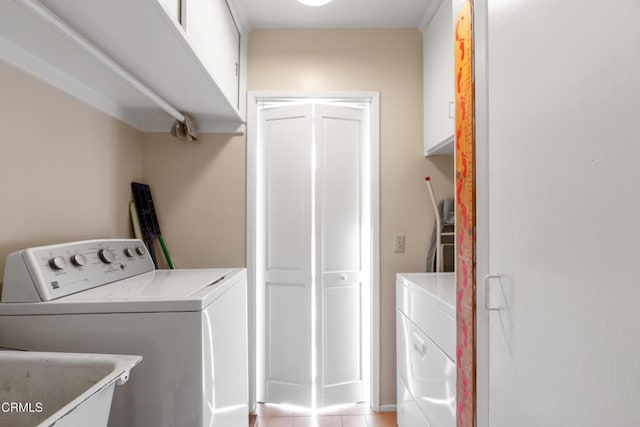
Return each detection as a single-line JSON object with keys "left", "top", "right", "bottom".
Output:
{"left": 260, "top": 102, "right": 368, "bottom": 408}
{"left": 262, "top": 105, "right": 313, "bottom": 407}
{"left": 482, "top": 1, "right": 640, "bottom": 425}
{"left": 315, "top": 105, "right": 367, "bottom": 406}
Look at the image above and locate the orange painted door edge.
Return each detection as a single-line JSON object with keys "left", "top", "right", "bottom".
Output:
{"left": 454, "top": 1, "right": 476, "bottom": 426}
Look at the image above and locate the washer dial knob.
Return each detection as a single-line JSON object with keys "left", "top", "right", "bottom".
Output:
{"left": 124, "top": 247, "right": 135, "bottom": 258}
{"left": 49, "top": 256, "right": 66, "bottom": 270}
{"left": 135, "top": 246, "right": 146, "bottom": 256}
{"left": 98, "top": 248, "right": 115, "bottom": 264}
{"left": 70, "top": 254, "right": 87, "bottom": 267}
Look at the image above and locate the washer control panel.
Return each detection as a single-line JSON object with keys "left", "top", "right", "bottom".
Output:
{"left": 2, "top": 239, "right": 155, "bottom": 302}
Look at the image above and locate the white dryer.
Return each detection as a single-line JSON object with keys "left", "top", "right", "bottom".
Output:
{"left": 0, "top": 239, "right": 248, "bottom": 427}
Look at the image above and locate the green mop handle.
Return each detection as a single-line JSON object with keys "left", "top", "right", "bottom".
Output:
{"left": 158, "top": 235, "right": 175, "bottom": 269}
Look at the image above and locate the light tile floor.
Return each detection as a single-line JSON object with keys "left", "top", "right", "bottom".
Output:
{"left": 249, "top": 403, "right": 397, "bottom": 427}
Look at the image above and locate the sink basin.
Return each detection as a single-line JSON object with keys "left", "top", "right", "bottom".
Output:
{"left": 0, "top": 350, "right": 141, "bottom": 427}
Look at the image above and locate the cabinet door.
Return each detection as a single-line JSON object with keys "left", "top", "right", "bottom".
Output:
{"left": 184, "top": 0, "right": 240, "bottom": 109}
{"left": 423, "top": 0, "right": 454, "bottom": 155}
{"left": 157, "top": 0, "right": 181, "bottom": 23}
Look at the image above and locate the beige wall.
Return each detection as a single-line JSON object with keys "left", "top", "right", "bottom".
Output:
{"left": 140, "top": 133, "right": 246, "bottom": 269}
{"left": 248, "top": 29, "right": 455, "bottom": 406}
{"left": 0, "top": 60, "right": 142, "bottom": 288}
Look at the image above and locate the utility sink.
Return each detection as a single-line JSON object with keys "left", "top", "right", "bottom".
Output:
{"left": 0, "top": 350, "right": 141, "bottom": 427}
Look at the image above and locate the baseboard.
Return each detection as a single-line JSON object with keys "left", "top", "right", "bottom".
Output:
{"left": 379, "top": 404, "right": 397, "bottom": 413}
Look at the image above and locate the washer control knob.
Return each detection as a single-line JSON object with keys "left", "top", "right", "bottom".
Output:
{"left": 135, "top": 246, "right": 146, "bottom": 256}
{"left": 49, "top": 256, "right": 66, "bottom": 270}
{"left": 98, "top": 249, "right": 115, "bottom": 264}
{"left": 124, "top": 247, "right": 135, "bottom": 258}
{"left": 70, "top": 254, "right": 87, "bottom": 267}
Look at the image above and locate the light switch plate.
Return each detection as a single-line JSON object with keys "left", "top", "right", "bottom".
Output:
{"left": 393, "top": 234, "right": 406, "bottom": 253}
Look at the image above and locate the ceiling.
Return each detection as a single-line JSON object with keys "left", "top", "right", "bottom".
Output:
{"left": 231, "top": 0, "right": 436, "bottom": 30}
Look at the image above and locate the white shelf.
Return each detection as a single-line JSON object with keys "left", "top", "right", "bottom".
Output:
{"left": 0, "top": 0, "right": 244, "bottom": 133}
{"left": 425, "top": 134, "right": 454, "bottom": 156}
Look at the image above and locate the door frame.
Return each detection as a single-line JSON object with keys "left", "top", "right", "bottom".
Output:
{"left": 246, "top": 91, "right": 381, "bottom": 411}
{"left": 472, "top": 2, "right": 490, "bottom": 426}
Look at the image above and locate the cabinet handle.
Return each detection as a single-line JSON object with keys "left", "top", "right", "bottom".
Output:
{"left": 448, "top": 102, "right": 454, "bottom": 119}
{"left": 484, "top": 273, "right": 501, "bottom": 311}
{"left": 411, "top": 332, "right": 427, "bottom": 359}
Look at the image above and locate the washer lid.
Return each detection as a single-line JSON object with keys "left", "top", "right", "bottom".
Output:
{"left": 0, "top": 269, "right": 245, "bottom": 315}
{"left": 64, "top": 269, "right": 231, "bottom": 301}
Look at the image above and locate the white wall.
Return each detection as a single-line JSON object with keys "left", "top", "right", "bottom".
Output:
{"left": 0, "top": 59, "right": 142, "bottom": 288}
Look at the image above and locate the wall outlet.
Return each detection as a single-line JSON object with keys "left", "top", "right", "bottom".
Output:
{"left": 393, "top": 234, "right": 406, "bottom": 253}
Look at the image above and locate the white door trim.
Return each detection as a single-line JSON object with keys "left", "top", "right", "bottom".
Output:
{"left": 472, "top": 2, "right": 489, "bottom": 426}
{"left": 247, "top": 91, "right": 381, "bottom": 411}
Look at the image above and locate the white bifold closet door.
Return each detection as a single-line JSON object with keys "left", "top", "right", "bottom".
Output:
{"left": 263, "top": 105, "right": 314, "bottom": 406}
{"left": 315, "top": 105, "right": 366, "bottom": 407}
{"left": 261, "top": 103, "right": 366, "bottom": 407}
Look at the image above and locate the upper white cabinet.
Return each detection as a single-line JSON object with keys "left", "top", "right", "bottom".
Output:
{"left": 184, "top": 0, "right": 240, "bottom": 110}
{"left": 423, "top": 0, "right": 454, "bottom": 156}
{"left": 0, "top": 0, "right": 245, "bottom": 133}
{"left": 158, "top": 0, "right": 181, "bottom": 22}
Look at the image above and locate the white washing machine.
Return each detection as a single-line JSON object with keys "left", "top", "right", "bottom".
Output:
{"left": 0, "top": 239, "right": 248, "bottom": 427}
